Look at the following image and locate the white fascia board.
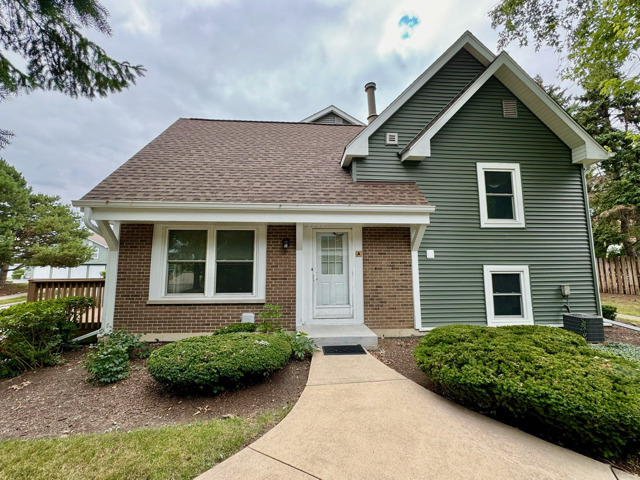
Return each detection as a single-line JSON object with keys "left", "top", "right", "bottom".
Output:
{"left": 401, "top": 53, "right": 609, "bottom": 165}
{"left": 341, "top": 31, "right": 496, "bottom": 167}
{"left": 301, "top": 105, "right": 365, "bottom": 126}
{"left": 75, "top": 200, "right": 435, "bottom": 225}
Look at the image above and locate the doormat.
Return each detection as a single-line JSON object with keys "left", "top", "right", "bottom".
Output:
{"left": 322, "top": 345, "right": 367, "bottom": 355}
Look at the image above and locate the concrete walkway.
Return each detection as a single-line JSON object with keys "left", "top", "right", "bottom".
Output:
{"left": 198, "top": 351, "right": 635, "bottom": 480}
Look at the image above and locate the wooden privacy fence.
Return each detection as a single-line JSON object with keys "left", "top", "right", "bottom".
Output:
{"left": 27, "top": 278, "right": 104, "bottom": 330}
{"left": 597, "top": 257, "right": 640, "bottom": 295}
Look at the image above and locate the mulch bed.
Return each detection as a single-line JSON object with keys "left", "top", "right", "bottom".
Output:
{"left": 0, "top": 346, "right": 310, "bottom": 440}
{"left": 371, "top": 326, "right": 640, "bottom": 475}
{"left": 606, "top": 323, "right": 640, "bottom": 346}
{"left": 0, "top": 283, "right": 28, "bottom": 297}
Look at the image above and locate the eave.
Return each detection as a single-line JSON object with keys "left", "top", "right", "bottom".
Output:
{"left": 72, "top": 200, "right": 435, "bottom": 226}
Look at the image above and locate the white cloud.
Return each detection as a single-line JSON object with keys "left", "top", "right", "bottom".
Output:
{"left": 1, "top": 0, "right": 565, "bottom": 205}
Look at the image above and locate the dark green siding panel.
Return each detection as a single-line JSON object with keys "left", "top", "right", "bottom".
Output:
{"left": 352, "top": 48, "right": 485, "bottom": 181}
{"left": 354, "top": 75, "right": 597, "bottom": 327}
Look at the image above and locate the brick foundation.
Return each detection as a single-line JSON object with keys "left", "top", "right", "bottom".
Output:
{"left": 362, "top": 227, "right": 414, "bottom": 329}
{"left": 113, "top": 224, "right": 296, "bottom": 333}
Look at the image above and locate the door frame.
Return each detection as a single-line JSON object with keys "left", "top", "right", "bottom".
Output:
{"left": 312, "top": 229, "right": 353, "bottom": 319}
{"left": 297, "top": 224, "right": 364, "bottom": 326}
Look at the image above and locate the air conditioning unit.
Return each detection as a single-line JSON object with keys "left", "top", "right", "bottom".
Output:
{"left": 562, "top": 313, "right": 604, "bottom": 343}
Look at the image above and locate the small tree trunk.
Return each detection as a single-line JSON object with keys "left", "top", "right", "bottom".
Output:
{"left": 0, "top": 265, "right": 8, "bottom": 289}
{"left": 621, "top": 217, "right": 637, "bottom": 258}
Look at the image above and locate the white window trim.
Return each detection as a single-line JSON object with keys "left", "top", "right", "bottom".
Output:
{"left": 483, "top": 265, "right": 534, "bottom": 326}
{"left": 148, "top": 224, "right": 267, "bottom": 304}
{"left": 477, "top": 162, "right": 525, "bottom": 228}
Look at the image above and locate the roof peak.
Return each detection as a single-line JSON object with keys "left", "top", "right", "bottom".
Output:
{"left": 183, "top": 117, "right": 363, "bottom": 127}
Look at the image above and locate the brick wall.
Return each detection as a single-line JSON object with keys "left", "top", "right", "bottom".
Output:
{"left": 362, "top": 227, "right": 414, "bottom": 329}
{"left": 113, "top": 224, "right": 296, "bottom": 333}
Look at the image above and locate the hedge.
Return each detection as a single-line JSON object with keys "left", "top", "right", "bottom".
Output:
{"left": 0, "top": 296, "right": 95, "bottom": 378}
{"left": 414, "top": 324, "right": 640, "bottom": 458}
{"left": 211, "top": 323, "right": 256, "bottom": 335}
{"left": 147, "top": 332, "right": 292, "bottom": 393}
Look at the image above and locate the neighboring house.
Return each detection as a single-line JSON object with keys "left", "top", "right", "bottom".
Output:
{"left": 73, "top": 32, "right": 607, "bottom": 346}
{"left": 25, "top": 234, "right": 108, "bottom": 279}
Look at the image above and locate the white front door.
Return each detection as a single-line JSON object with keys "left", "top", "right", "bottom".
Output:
{"left": 313, "top": 231, "right": 353, "bottom": 319}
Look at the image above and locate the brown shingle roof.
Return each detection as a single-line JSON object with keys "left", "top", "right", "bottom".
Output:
{"left": 81, "top": 119, "right": 428, "bottom": 206}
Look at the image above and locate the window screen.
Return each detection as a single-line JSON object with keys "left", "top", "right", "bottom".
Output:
{"left": 167, "top": 230, "right": 207, "bottom": 294}
{"left": 215, "top": 230, "right": 255, "bottom": 294}
{"left": 492, "top": 273, "right": 523, "bottom": 316}
{"left": 484, "top": 171, "right": 515, "bottom": 219}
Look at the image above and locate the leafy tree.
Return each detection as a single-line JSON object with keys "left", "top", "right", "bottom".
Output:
{"left": 0, "top": 0, "right": 145, "bottom": 147}
{"left": 577, "top": 69, "right": 640, "bottom": 257}
{"left": 537, "top": 70, "right": 640, "bottom": 257}
{"left": 0, "top": 159, "right": 93, "bottom": 287}
{"left": 490, "top": 0, "right": 640, "bottom": 96}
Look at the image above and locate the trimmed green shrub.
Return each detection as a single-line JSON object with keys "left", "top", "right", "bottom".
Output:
{"left": 11, "top": 269, "right": 24, "bottom": 280}
{"left": 593, "top": 342, "right": 640, "bottom": 366}
{"left": 602, "top": 304, "right": 618, "bottom": 321}
{"left": 84, "top": 330, "right": 148, "bottom": 385}
{"left": 147, "top": 333, "right": 292, "bottom": 393}
{"left": 212, "top": 323, "right": 256, "bottom": 335}
{"left": 289, "top": 331, "right": 317, "bottom": 360}
{"left": 0, "top": 296, "right": 94, "bottom": 378}
{"left": 414, "top": 324, "right": 640, "bottom": 458}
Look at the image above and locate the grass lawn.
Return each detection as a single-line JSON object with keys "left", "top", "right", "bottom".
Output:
{"left": 601, "top": 294, "right": 640, "bottom": 322}
{"left": 0, "top": 294, "right": 26, "bottom": 306}
{"left": 0, "top": 409, "right": 288, "bottom": 480}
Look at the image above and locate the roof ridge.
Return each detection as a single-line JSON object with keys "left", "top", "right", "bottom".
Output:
{"left": 183, "top": 117, "right": 364, "bottom": 127}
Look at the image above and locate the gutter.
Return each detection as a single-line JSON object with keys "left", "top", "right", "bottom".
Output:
{"left": 73, "top": 200, "right": 435, "bottom": 214}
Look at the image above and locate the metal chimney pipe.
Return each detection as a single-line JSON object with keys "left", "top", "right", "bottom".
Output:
{"left": 364, "top": 82, "right": 377, "bottom": 124}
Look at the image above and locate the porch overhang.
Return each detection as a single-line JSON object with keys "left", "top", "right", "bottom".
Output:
{"left": 73, "top": 200, "right": 435, "bottom": 226}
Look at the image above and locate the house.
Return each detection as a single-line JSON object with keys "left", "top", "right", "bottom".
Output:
{"left": 24, "top": 234, "right": 108, "bottom": 279}
{"left": 73, "top": 32, "right": 607, "bottom": 347}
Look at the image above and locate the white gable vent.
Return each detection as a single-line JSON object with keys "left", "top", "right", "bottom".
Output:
{"left": 502, "top": 99, "right": 518, "bottom": 118}
{"left": 386, "top": 132, "right": 399, "bottom": 145}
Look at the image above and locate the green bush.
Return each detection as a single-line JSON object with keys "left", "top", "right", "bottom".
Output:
{"left": 414, "top": 324, "right": 640, "bottom": 458}
{"left": 84, "top": 330, "right": 147, "bottom": 385}
{"left": 147, "top": 333, "right": 292, "bottom": 393}
{"left": 212, "top": 323, "right": 256, "bottom": 335}
{"left": 602, "top": 304, "right": 618, "bottom": 321}
{"left": 11, "top": 269, "right": 24, "bottom": 280}
{"left": 0, "top": 296, "right": 94, "bottom": 378}
{"left": 289, "top": 331, "right": 317, "bottom": 360}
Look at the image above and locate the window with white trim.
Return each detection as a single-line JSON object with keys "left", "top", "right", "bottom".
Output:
{"left": 483, "top": 265, "right": 533, "bottom": 326}
{"left": 476, "top": 163, "right": 525, "bottom": 228}
{"left": 149, "top": 225, "right": 267, "bottom": 303}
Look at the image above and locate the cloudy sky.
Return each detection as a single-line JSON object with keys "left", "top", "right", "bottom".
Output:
{"left": 3, "top": 0, "right": 566, "bottom": 205}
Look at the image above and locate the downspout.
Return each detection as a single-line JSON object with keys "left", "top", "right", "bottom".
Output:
{"left": 581, "top": 165, "right": 602, "bottom": 316}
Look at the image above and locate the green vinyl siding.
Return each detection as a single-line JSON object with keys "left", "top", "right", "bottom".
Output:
{"left": 352, "top": 48, "right": 485, "bottom": 181}
{"left": 353, "top": 70, "right": 598, "bottom": 327}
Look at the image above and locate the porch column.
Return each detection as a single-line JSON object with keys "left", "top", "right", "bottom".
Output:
{"left": 295, "top": 223, "right": 304, "bottom": 328}
{"left": 101, "top": 223, "right": 120, "bottom": 334}
{"left": 411, "top": 224, "right": 427, "bottom": 330}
